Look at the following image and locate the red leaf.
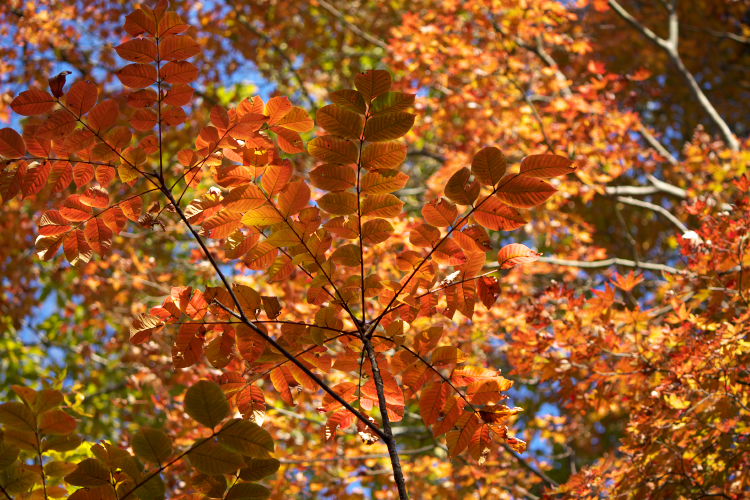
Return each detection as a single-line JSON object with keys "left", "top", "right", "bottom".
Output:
{"left": 11, "top": 88, "right": 57, "bottom": 116}
{"left": 0, "top": 128, "right": 26, "bottom": 158}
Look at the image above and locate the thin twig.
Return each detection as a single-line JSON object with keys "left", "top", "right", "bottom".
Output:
{"left": 235, "top": 15, "right": 315, "bottom": 110}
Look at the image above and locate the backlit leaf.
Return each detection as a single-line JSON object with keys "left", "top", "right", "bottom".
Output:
{"left": 318, "top": 192, "right": 358, "bottom": 215}
{"left": 497, "top": 243, "right": 541, "bottom": 269}
{"left": 317, "top": 104, "right": 364, "bottom": 139}
{"left": 361, "top": 194, "right": 403, "bottom": 218}
{"left": 363, "top": 111, "right": 415, "bottom": 142}
{"left": 11, "top": 88, "right": 56, "bottom": 116}
{"left": 422, "top": 198, "right": 458, "bottom": 227}
{"left": 0, "top": 128, "right": 26, "bottom": 158}
{"left": 361, "top": 141, "right": 407, "bottom": 170}
{"left": 473, "top": 197, "right": 526, "bottom": 231}
{"left": 84, "top": 218, "right": 113, "bottom": 255}
{"left": 471, "top": 146, "right": 507, "bottom": 186}
{"left": 519, "top": 153, "right": 576, "bottom": 178}
{"left": 308, "top": 136, "right": 358, "bottom": 164}
{"left": 65, "top": 80, "right": 98, "bottom": 116}
{"left": 496, "top": 176, "right": 556, "bottom": 208}
{"left": 354, "top": 70, "right": 392, "bottom": 100}
{"left": 117, "top": 63, "right": 157, "bottom": 88}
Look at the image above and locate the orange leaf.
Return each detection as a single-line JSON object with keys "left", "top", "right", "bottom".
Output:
{"left": 124, "top": 9, "right": 156, "bottom": 37}
{"left": 446, "top": 412, "right": 480, "bottom": 456}
{"left": 361, "top": 218, "right": 394, "bottom": 245}
{"left": 129, "top": 313, "right": 164, "bottom": 345}
{"left": 317, "top": 104, "right": 363, "bottom": 139}
{"left": 317, "top": 192, "right": 358, "bottom": 216}
{"left": 420, "top": 382, "right": 449, "bottom": 426}
{"left": 309, "top": 164, "right": 356, "bottom": 191}
{"left": 445, "top": 168, "right": 480, "bottom": 206}
{"left": 80, "top": 186, "right": 110, "bottom": 209}
{"left": 84, "top": 218, "right": 113, "bottom": 255}
{"left": 519, "top": 153, "right": 576, "bottom": 178}
{"left": 59, "top": 195, "right": 92, "bottom": 222}
{"left": 497, "top": 243, "right": 540, "bottom": 269}
{"left": 496, "top": 175, "right": 556, "bottom": 208}
{"left": 308, "top": 136, "right": 358, "bottom": 164}
{"left": 275, "top": 106, "right": 314, "bottom": 133}
{"left": 261, "top": 163, "right": 293, "bottom": 194}
{"left": 473, "top": 196, "right": 526, "bottom": 231}
{"left": 471, "top": 146, "right": 507, "bottom": 186}
{"left": 278, "top": 180, "right": 310, "bottom": 217}
{"left": 63, "top": 230, "right": 92, "bottom": 266}
{"left": 354, "top": 70, "right": 392, "bottom": 100}
{"left": 361, "top": 141, "right": 407, "bottom": 170}
{"left": 361, "top": 193, "right": 403, "bottom": 218}
{"left": 363, "top": 111, "right": 415, "bottom": 142}
{"left": 266, "top": 96, "right": 293, "bottom": 124}
{"left": 330, "top": 89, "right": 366, "bottom": 114}
{"left": 361, "top": 170, "right": 409, "bottom": 194}
{"left": 422, "top": 198, "right": 458, "bottom": 227}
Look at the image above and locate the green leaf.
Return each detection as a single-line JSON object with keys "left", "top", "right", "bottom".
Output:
{"left": 371, "top": 92, "right": 415, "bottom": 115}
{"left": 188, "top": 440, "right": 243, "bottom": 475}
{"left": 64, "top": 458, "right": 111, "bottom": 487}
{"left": 0, "top": 440, "right": 19, "bottom": 469}
{"left": 184, "top": 380, "right": 230, "bottom": 428}
{"left": 0, "top": 402, "right": 36, "bottom": 433}
{"left": 330, "top": 89, "right": 366, "bottom": 114}
{"left": 218, "top": 419, "right": 274, "bottom": 457}
{"left": 238, "top": 458, "right": 281, "bottom": 481}
{"left": 225, "top": 482, "right": 271, "bottom": 500}
{"left": 132, "top": 428, "right": 173, "bottom": 464}
{"left": 363, "top": 112, "right": 415, "bottom": 142}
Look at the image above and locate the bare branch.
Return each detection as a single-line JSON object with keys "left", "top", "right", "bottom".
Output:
{"left": 638, "top": 125, "right": 679, "bottom": 166}
{"left": 538, "top": 256, "right": 688, "bottom": 275}
{"left": 616, "top": 195, "right": 689, "bottom": 233}
{"left": 607, "top": 0, "right": 740, "bottom": 150}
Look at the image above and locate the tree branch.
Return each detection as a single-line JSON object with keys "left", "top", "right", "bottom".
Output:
{"left": 537, "top": 256, "right": 688, "bottom": 275}
{"left": 607, "top": 0, "right": 740, "bottom": 150}
{"left": 162, "top": 187, "right": 387, "bottom": 442}
{"left": 615, "top": 195, "right": 689, "bottom": 233}
{"left": 362, "top": 339, "right": 409, "bottom": 499}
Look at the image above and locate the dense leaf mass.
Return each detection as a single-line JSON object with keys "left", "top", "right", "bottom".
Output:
{"left": 0, "top": 0, "right": 748, "bottom": 499}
